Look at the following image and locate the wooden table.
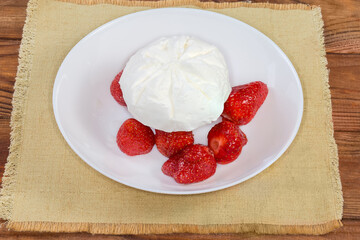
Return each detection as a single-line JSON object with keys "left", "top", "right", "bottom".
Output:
{"left": 0, "top": 0, "right": 359, "bottom": 239}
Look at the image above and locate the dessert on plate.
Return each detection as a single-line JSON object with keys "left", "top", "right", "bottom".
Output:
{"left": 110, "top": 35, "right": 268, "bottom": 184}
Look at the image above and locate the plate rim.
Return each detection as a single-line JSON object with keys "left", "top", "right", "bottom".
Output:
{"left": 53, "top": 7, "right": 304, "bottom": 195}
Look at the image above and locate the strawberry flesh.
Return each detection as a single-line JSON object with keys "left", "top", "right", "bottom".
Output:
{"left": 208, "top": 120, "right": 247, "bottom": 164}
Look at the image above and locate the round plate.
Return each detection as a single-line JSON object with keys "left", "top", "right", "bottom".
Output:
{"left": 53, "top": 8, "right": 303, "bottom": 195}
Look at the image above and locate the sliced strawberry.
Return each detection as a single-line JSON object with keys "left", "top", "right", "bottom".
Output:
{"left": 116, "top": 118, "right": 155, "bottom": 156}
{"left": 222, "top": 81, "right": 268, "bottom": 125}
{"left": 207, "top": 120, "right": 247, "bottom": 164}
{"left": 155, "top": 130, "right": 194, "bottom": 157}
{"left": 162, "top": 144, "right": 216, "bottom": 184}
{"left": 110, "top": 70, "right": 126, "bottom": 106}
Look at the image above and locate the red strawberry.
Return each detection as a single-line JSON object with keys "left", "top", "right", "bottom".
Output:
{"left": 208, "top": 120, "right": 247, "bottom": 164}
{"left": 116, "top": 118, "right": 155, "bottom": 156}
{"left": 222, "top": 81, "right": 268, "bottom": 125}
{"left": 162, "top": 144, "right": 216, "bottom": 184}
{"left": 155, "top": 130, "right": 194, "bottom": 157}
{"left": 110, "top": 70, "right": 126, "bottom": 106}
{"left": 161, "top": 155, "right": 178, "bottom": 177}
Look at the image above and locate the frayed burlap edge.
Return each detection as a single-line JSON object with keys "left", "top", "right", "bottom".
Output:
{"left": 311, "top": 7, "right": 343, "bottom": 221}
{"left": 7, "top": 220, "right": 343, "bottom": 235}
{"left": 0, "top": 0, "right": 40, "bottom": 220}
{"left": 59, "top": 0, "right": 315, "bottom": 10}
{"left": 0, "top": 0, "right": 343, "bottom": 235}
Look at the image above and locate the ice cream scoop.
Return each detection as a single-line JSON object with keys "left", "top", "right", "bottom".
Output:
{"left": 120, "top": 35, "right": 231, "bottom": 132}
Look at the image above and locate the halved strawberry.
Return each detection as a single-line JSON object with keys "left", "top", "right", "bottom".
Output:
{"left": 116, "top": 118, "right": 155, "bottom": 156}
{"left": 207, "top": 120, "right": 247, "bottom": 164}
{"left": 110, "top": 70, "right": 126, "bottom": 106}
{"left": 155, "top": 130, "right": 194, "bottom": 157}
{"left": 222, "top": 81, "right": 268, "bottom": 125}
{"left": 162, "top": 144, "right": 216, "bottom": 184}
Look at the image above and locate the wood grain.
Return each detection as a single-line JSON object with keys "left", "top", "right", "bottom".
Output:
{"left": 0, "top": 0, "right": 359, "bottom": 239}
{"left": 0, "top": 40, "right": 18, "bottom": 119}
{"left": 0, "top": 119, "right": 10, "bottom": 176}
{"left": 328, "top": 54, "right": 360, "bottom": 133}
{"left": 0, "top": 0, "right": 28, "bottom": 40}
{"left": 335, "top": 130, "right": 360, "bottom": 219}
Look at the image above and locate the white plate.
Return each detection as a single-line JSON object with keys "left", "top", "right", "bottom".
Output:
{"left": 53, "top": 8, "right": 303, "bottom": 195}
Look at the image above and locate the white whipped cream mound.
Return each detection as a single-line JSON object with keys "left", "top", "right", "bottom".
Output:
{"left": 120, "top": 36, "right": 231, "bottom": 132}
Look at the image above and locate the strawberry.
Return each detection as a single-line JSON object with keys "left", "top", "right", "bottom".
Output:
{"left": 208, "top": 120, "right": 247, "bottom": 164}
{"left": 222, "top": 81, "right": 268, "bottom": 125}
{"left": 116, "top": 118, "right": 155, "bottom": 156}
{"left": 110, "top": 70, "right": 126, "bottom": 106}
{"left": 161, "top": 155, "right": 178, "bottom": 177}
{"left": 155, "top": 130, "right": 194, "bottom": 157}
{"left": 162, "top": 144, "right": 216, "bottom": 184}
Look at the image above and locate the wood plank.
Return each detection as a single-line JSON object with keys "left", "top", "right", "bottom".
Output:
{"left": 0, "top": 119, "right": 10, "bottom": 178}
{"left": 328, "top": 54, "right": 360, "bottom": 93}
{"left": 0, "top": 1, "right": 27, "bottom": 40}
{"left": 325, "top": 18, "right": 360, "bottom": 54}
{"left": 0, "top": 0, "right": 29, "bottom": 7}
{"left": 336, "top": 131, "right": 360, "bottom": 219}
{"left": 0, "top": 40, "right": 18, "bottom": 119}
{"left": 328, "top": 54, "right": 360, "bottom": 132}
{"left": 0, "top": 219, "right": 359, "bottom": 239}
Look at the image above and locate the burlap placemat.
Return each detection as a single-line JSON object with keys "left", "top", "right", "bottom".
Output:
{"left": 0, "top": 0, "right": 343, "bottom": 235}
